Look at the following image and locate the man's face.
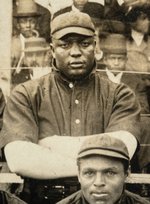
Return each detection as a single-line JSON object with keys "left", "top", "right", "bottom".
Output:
{"left": 51, "top": 34, "right": 95, "bottom": 81}
{"left": 104, "top": 54, "right": 127, "bottom": 71}
{"left": 132, "top": 13, "right": 149, "bottom": 34}
{"left": 78, "top": 155, "right": 128, "bottom": 204}
{"left": 23, "top": 51, "right": 47, "bottom": 67}
{"left": 17, "top": 17, "right": 37, "bottom": 38}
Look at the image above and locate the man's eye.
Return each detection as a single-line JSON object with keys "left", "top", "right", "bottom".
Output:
{"left": 60, "top": 42, "right": 70, "bottom": 48}
{"left": 105, "top": 171, "right": 116, "bottom": 176}
{"left": 80, "top": 41, "right": 90, "bottom": 47}
{"left": 109, "top": 57, "right": 115, "bottom": 60}
{"left": 84, "top": 171, "right": 94, "bottom": 177}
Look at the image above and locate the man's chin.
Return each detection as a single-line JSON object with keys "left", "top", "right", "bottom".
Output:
{"left": 22, "top": 31, "right": 33, "bottom": 38}
{"left": 66, "top": 72, "right": 90, "bottom": 81}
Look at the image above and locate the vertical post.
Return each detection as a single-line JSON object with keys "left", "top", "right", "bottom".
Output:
{"left": 0, "top": 0, "right": 12, "bottom": 98}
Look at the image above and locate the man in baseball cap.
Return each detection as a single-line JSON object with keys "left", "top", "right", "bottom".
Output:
{"left": 2, "top": 9, "right": 141, "bottom": 204}
{"left": 50, "top": 11, "right": 96, "bottom": 81}
{"left": 57, "top": 133, "right": 149, "bottom": 204}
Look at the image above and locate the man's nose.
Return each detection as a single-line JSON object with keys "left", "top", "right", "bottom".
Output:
{"left": 114, "top": 58, "right": 119, "bottom": 65}
{"left": 32, "top": 54, "right": 37, "bottom": 62}
{"left": 26, "top": 20, "right": 31, "bottom": 27}
{"left": 70, "top": 43, "right": 82, "bottom": 57}
{"left": 93, "top": 173, "right": 105, "bottom": 187}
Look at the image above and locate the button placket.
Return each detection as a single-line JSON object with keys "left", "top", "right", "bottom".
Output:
{"left": 70, "top": 86, "right": 82, "bottom": 136}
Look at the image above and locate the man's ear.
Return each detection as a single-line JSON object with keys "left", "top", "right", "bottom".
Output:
{"left": 103, "top": 56, "right": 107, "bottom": 64}
{"left": 95, "top": 50, "right": 103, "bottom": 61}
{"left": 50, "top": 43, "right": 55, "bottom": 59}
{"left": 77, "top": 170, "right": 81, "bottom": 183}
{"left": 16, "top": 22, "right": 20, "bottom": 30}
{"left": 125, "top": 165, "right": 131, "bottom": 181}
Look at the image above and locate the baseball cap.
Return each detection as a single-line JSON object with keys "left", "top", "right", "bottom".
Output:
{"left": 77, "top": 131, "right": 138, "bottom": 161}
{"left": 50, "top": 11, "right": 95, "bottom": 39}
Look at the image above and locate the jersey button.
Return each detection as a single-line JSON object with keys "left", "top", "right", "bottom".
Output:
{"left": 75, "top": 99, "right": 79, "bottom": 104}
{"left": 69, "top": 83, "right": 74, "bottom": 88}
{"left": 75, "top": 119, "right": 80, "bottom": 124}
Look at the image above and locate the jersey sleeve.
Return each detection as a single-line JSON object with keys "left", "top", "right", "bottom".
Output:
{"left": 105, "top": 83, "right": 141, "bottom": 140}
{"left": 0, "top": 84, "right": 39, "bottom": 148}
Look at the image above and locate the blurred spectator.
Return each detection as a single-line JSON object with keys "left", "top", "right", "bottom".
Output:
{"left": 12, "top": 37, "right": 51, "bottom": 87}
{"left": 98, "top": 33, "right": 127, "bottom": 83}
{"left": 98, "top": 33, "right": 150, "bottom": 181}
{"left": 12, "top": 0, "right": 52, "bottom": 87}
{"left": 125, "top": 4, "right": 150, "bottom": 72}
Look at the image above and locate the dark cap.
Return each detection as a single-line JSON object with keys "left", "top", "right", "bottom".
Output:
{"left": 77, "top": 132, "right": 137, "bottom": 161}
{"left": 100, "top": 34, "right": 127, "bottom": 54}
{"left": 50, "top": 11, "right": 95, "bottom": 39}
{"left": 99, "top": 20, "right": 126, "bottom": 35}
{"left": 83, "top": 2, "right": 104, "bottom": 19}
{"left": 14, "top": 0, "right": 41, "bottom": 17}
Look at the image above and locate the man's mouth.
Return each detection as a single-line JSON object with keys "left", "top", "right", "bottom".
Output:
{"left": 70, "top": 62, "right": 84, "bottom": 68}
{"left": 91, "top": 192, "right": 109, "bottom": 199}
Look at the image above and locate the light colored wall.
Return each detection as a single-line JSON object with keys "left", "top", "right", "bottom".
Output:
{"left": 0, "top": 0, "right": 12, "bottom": 97}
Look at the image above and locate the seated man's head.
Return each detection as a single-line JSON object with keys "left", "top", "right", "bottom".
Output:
{"left": 50, "top": 11, "right": 96, "bottom": 81}
{"left": 77, "top": 132, "right": 137, "bottom": 204}
{"left": 101, "top": 34, "right": 127, "bottom": 71}
{"left": 14, "top": 0, "right": 41, "bottom": 38}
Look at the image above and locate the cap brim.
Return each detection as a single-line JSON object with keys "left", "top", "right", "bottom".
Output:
{"left": 77, "top": 149, "right": 129, "bottom": 160}
{"left": 13, "top": 13, "right": 41, "bottom": 17}
{"left": 24, "top": 47, "right": 49, "bottom": 53}
{"left": 103, "top": 48, "right": 126, "bottom": 54}
{"left": 52, "top": 27, "right": 94, "bottom": 39}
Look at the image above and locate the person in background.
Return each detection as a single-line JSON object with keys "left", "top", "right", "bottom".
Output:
{"left": 12, "top": 37, "right": 51, "bottom": 88}
{"left": 125, "top": 4, "right": 150, "bottom": 72}
{"left": 11, "top": 0, "right": 51, "bottom": 87}
{"left": 0, "top": 11, "right": 141, "bottom": 204}
{"left": 99, "top": 33, "right": 127, "bottom": 83}
{"left": 57, "top": 132, "right": 150, "bottom": 204}
{"left": 125, "top": 6, "right": 150, "bottom": 184}
{"left": 12, "top": 0, "right": 41, "bottom": 66}
{"left": 98, "top": 32, "right": 150, "bottom": 196}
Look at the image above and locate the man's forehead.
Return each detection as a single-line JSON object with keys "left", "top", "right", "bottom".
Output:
{"left": 79, "top": 155, "right": 124, "bottom": 169}
{"left": 18, "top": 16, "right": 37, "bottom": 21}
{"left": 57, "top": 33, "right": 95, "bottom": 41}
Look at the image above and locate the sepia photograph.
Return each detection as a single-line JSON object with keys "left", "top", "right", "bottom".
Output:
{"left": 0, "top": 0, "right": 150, "bottom": 203}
